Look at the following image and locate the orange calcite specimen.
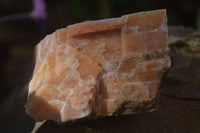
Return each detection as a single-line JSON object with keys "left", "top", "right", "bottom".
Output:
{"left": 25, "top": 9, "right": 170, "bottom": 122}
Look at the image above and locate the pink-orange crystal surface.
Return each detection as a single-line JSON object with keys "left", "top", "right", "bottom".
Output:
{"left": 25, "top": 9, "right": 170, "bottom": 122}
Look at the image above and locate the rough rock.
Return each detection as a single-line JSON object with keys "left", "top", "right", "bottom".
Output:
{"left": 25, "top": 9, "right": 170, "bottom": 122}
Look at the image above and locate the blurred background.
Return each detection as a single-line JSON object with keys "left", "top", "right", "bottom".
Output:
{"left": 0, "top": 0, "right": 199, "bottom": 132}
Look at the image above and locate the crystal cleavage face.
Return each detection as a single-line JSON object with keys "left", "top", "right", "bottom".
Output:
{"left": 25, "top": 9, "right": 170, "bottom": 122}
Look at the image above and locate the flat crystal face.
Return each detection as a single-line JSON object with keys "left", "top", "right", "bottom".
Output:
{"left": 25, "top": 9, "right": 170, "bottom": 122}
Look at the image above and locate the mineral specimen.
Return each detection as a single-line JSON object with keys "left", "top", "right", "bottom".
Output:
{"left": 25, "top": 9, "right": 170, "bottom": 122}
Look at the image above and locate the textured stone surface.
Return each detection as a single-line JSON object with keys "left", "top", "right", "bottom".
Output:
{"left": 25, "top": 9, "right": 170, "bottom": 122}
{"left": 1, "top": 26, "right": 200, "bottom": 133}
{"left": 34, "top": 26, "right": 200, "bottom": 132}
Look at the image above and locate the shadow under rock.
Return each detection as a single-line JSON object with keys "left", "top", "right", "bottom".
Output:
{"left": 36, "top": 93, "right": 200, "bottom": 133}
